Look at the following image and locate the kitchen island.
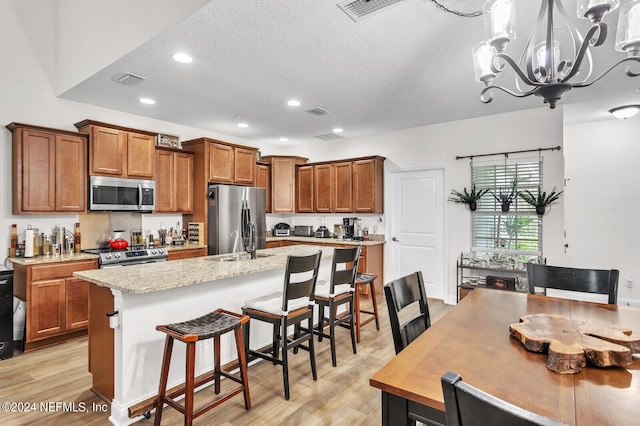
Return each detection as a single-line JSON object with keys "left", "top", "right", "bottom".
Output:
{"left": 74, "top": 245, "right": 334, "bottom": 426}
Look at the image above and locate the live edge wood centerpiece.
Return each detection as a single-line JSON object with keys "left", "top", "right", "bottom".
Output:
{"left": 510, "top": 313, "right": 640, "bottom": 374}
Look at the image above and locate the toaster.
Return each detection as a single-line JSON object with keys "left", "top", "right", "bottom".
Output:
{"left": 294, "top": 225, "right": 314, "bottom": 237}
{"left": 273, "top": 222, "right": 291, "bottom": 236}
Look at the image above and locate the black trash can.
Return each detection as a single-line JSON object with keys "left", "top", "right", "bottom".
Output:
{"left": 0, "top": 267, "right": 14, "bottom": 360}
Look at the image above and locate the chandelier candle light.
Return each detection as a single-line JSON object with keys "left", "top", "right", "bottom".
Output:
{"left": 473, "top": 0, "right": 640, "bottom": 108}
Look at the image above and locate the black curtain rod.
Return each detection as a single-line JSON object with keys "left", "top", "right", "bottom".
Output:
{"left": 455, "top": 145, "right": 561, "bottom": 160}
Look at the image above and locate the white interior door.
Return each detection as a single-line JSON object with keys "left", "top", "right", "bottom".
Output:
{"left": 389, "top": 168, "right": 445, "bottom": 300}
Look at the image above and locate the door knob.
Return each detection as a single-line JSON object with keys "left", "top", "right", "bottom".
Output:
{"left": 392, "top": 237, "right": 399, "bottom": 242}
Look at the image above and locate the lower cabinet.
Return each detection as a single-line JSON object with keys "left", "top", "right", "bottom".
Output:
{"left": 167, "top": 247, "right": 207, "bottom": 261}
{"left": 13, "top": 259, "right": 98, "bottom": 350}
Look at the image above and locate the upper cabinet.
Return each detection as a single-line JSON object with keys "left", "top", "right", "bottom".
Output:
{"left": 182, "top": 137, "right": 258, "bottom": 186}
{"left": 155, "top": 148, "right": 193, "bottom": 213}
{"left": 353, "top": 157, "right": 384, "bottom": 214}
{"left": 333, "top": 161, "right": 353, "bottom": 213}
{"left": 74, "top": 120, "right": 155, "bottom": 179}
{"left": 182, "top": 137, "right": 259, "bottom": 240}
{"left": 262, "top": 156, "right": 309, "bottom": 213}
{"left": 8, "top": 123, "right": 87, "bottom": 214}
{"left": 255, "top": 163, "right": 272, "bottom": 213}
{"left": 314, "top": 163, "right": 333, "bottom": 213}
{"left": 296, "top": 164, "right": 314, "bottom": 213}
{"left": 290, "top": 155, "right": 385, "bottom": 214}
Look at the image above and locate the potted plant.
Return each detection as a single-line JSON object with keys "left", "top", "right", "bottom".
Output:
{"left": 491, "top": 180, "right": 517, "bottom": 212}
{"left": 518, "top": 186, "right": 564, "bottom": 215}
{"left": 448, "top": 185, "right": 489, "bottom": 211}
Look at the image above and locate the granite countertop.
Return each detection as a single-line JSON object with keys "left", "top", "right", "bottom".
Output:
{"left": 10, "top": 252, "right": 99, "bottom": 266}
{"left": 8, "top": 244, "right": 206, "bottom": 267}
{"left": 266, "top": 236, "right": 385, "bottom": 246}
{"left": 164, "top": 244, "right": 207, "bottom": 252}
{"left": 73, "top": 244, "right": 334, "bottom": 295}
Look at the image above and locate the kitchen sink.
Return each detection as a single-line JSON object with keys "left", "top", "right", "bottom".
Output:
{"left": 217, "top": 253, "right": 274, "bottom": 262}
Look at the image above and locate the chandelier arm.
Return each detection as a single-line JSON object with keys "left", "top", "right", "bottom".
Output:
{"left": 560, "top": 24, "right": 602, "bottom": 83}
{"left": 495, "top": 53, "right": 545, "bottom": 88}
{"left": 571, "top": 56, "right": 640, "bottom": 88}
{"left": 480, "top": 84, "right": 537, "bottom": 104}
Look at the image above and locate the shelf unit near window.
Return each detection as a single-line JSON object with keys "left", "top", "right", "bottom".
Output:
{"left": 456, "top": 253, "right": 529, "bottom": 302}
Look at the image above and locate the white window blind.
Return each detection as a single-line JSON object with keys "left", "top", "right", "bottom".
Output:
{"left": 470, "top": 159, "right": 542, "bottom": 257}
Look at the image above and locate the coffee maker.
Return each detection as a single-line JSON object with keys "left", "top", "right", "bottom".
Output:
{"left": 342, "top": 217, "right": 359, "bottom": 240}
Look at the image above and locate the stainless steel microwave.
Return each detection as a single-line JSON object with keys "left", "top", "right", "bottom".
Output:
{"left": 89, "top": 176, "right": 155, "bottom": 212}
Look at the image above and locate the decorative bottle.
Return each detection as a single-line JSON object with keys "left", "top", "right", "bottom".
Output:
{"left": 74, "top": 222, "right": 81, "bottom": 253}
{"left": 10, "top": 224, "right": 18, "bottom": 258}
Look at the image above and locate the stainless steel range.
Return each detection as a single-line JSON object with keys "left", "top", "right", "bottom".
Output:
{"left": 83, "top": 247, "right": 168, "bottom": 268}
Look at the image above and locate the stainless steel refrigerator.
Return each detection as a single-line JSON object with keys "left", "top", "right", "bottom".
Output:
{"left": 207, "top": 185, "right": 267, "bottom": 255}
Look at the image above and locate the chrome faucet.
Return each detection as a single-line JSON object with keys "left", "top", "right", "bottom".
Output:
{"left": 246, "top": 222, "right": 257, "bottom": 259}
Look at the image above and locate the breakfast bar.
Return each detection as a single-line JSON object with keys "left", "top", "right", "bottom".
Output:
{"left": 74, "top": 245, "right": 334, "bottom": 426}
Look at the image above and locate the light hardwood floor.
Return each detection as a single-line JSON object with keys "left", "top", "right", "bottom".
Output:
{"left": 0, "top": 296, "right": 451, "bottom": 426}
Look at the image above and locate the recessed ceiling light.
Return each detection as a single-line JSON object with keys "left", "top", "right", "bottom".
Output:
{"left": 609, "top": 105, "right": 640, "bottom": 119}
{"left": 279, "top": 137, "right": 289, "bottom": 142}
{"left": 332, "top": 128, "right": 343, "bottom": 133}
{"left": 172, "top": 52, "right": 193, "bottom": 63}
{"left": 139, "top": 98, "right": 155, "bottom": 105}
{"left": 237, "top": 122, "right": 249, "bottom": 128}
{"left": 287, "top": 99, "right": 301, "bottom": 107}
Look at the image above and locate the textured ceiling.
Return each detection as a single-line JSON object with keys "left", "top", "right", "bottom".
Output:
{"left": 59, "top": 0, "right": 640, "bottom": 146}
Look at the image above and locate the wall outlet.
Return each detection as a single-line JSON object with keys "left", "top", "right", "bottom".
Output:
{"left": 626, "top": 275, "right": 633, "bottom": 289}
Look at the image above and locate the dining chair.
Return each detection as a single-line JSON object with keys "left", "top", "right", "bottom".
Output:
{"left": 441, "top": 371, "right": 568, "bottom": 426}
{"left": 526, "top": 263, "right": 619, "bottom": 305}
{"left": 314, "top": 245, "right": 360, "bottom": 367}
{"left": 383, "top": 271, "right": 431, "bottom": 354}
{"left": 242, "top": 251, "right": 322, "bottom": 400}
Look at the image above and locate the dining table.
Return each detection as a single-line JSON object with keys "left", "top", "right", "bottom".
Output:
{"left": 369, "top": 288, "right": 640, "bottom": 426}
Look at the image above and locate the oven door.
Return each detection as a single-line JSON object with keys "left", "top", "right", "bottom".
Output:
{"left": 100, "top": 258, "right": 167, "bottom": 269}
{"left": 89, "top": 176, "right": 156, "bottom": 212}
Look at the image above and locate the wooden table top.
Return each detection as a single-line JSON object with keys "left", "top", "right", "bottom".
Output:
{"left": 370, "top": 289, "right": 640, "bottom": 426}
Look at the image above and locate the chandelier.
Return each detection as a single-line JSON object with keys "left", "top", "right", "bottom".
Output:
{"left": 472, "top": 0, "right": 640, "bottom": 109}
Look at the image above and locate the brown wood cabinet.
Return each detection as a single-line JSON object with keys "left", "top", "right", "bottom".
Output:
{"left": 314, "top": 163, "right": 333, "bottom": 213}
{"left": 333, "top": 161, "right": 353, "bottom": 213}
{"left": 155, "top": 148, "right": 193, "bottom": 213}
{"left": 262, "top": 156, "right": 308, "bottom": 213}
{"left": 8, "top": 123, "right": 87, "bottom": 214}
{"left": 182, "top": 137, "right": 259, "bottom": 241}
{"left": 255, "top": 163, "right": 271, "bottom": 212}
{"left": 235, "top": 147, "right": 257, "bottom": 184}
{"left": 353, "top": 157, "right": 384, "bottom": 213}
{"left": 13, "top": 258, "right": 98, "bottom": 351}
{"left": 296, "top": 165, "right": 314, "bottom": 213}
{"left": 167, "top": 247, "right": 206, "bottom": 261}
{"left": 74, "top": 120, "right": 156, "bottom": 179}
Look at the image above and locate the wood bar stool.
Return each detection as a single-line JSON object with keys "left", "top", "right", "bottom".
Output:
{"left": 354, "top": 273, "right": 380, "bottom": 343}
{"left": 154, "top": 309, "right": 251, "bottom": 426}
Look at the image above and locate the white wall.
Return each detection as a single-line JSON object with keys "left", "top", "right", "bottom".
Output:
{"left": 294, "top": 108, "right": 566, "bottom": 303}
{"left": 564, "top": 116, "right": 640, "bottom": 306}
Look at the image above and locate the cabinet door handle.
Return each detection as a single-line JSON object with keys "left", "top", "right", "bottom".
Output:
{"left": 392, "top": 237, "right": 399, "bottom": 242}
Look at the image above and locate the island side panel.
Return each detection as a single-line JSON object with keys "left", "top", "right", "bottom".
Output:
{"left": 88, "top": 284, "right": 115, "bottom": 402}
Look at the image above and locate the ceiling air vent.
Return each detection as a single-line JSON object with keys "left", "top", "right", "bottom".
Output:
{"left": 314, "top": 133, "right": 344, "bottom": 141}
{"left": 337, "top": 0, "right": 406, "bottom": 22}
{"left": 305, "top": 107, "right": 330, "bottom": 116}
{"left": 111, "top": 72, "right": 147, "bottom": 86}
